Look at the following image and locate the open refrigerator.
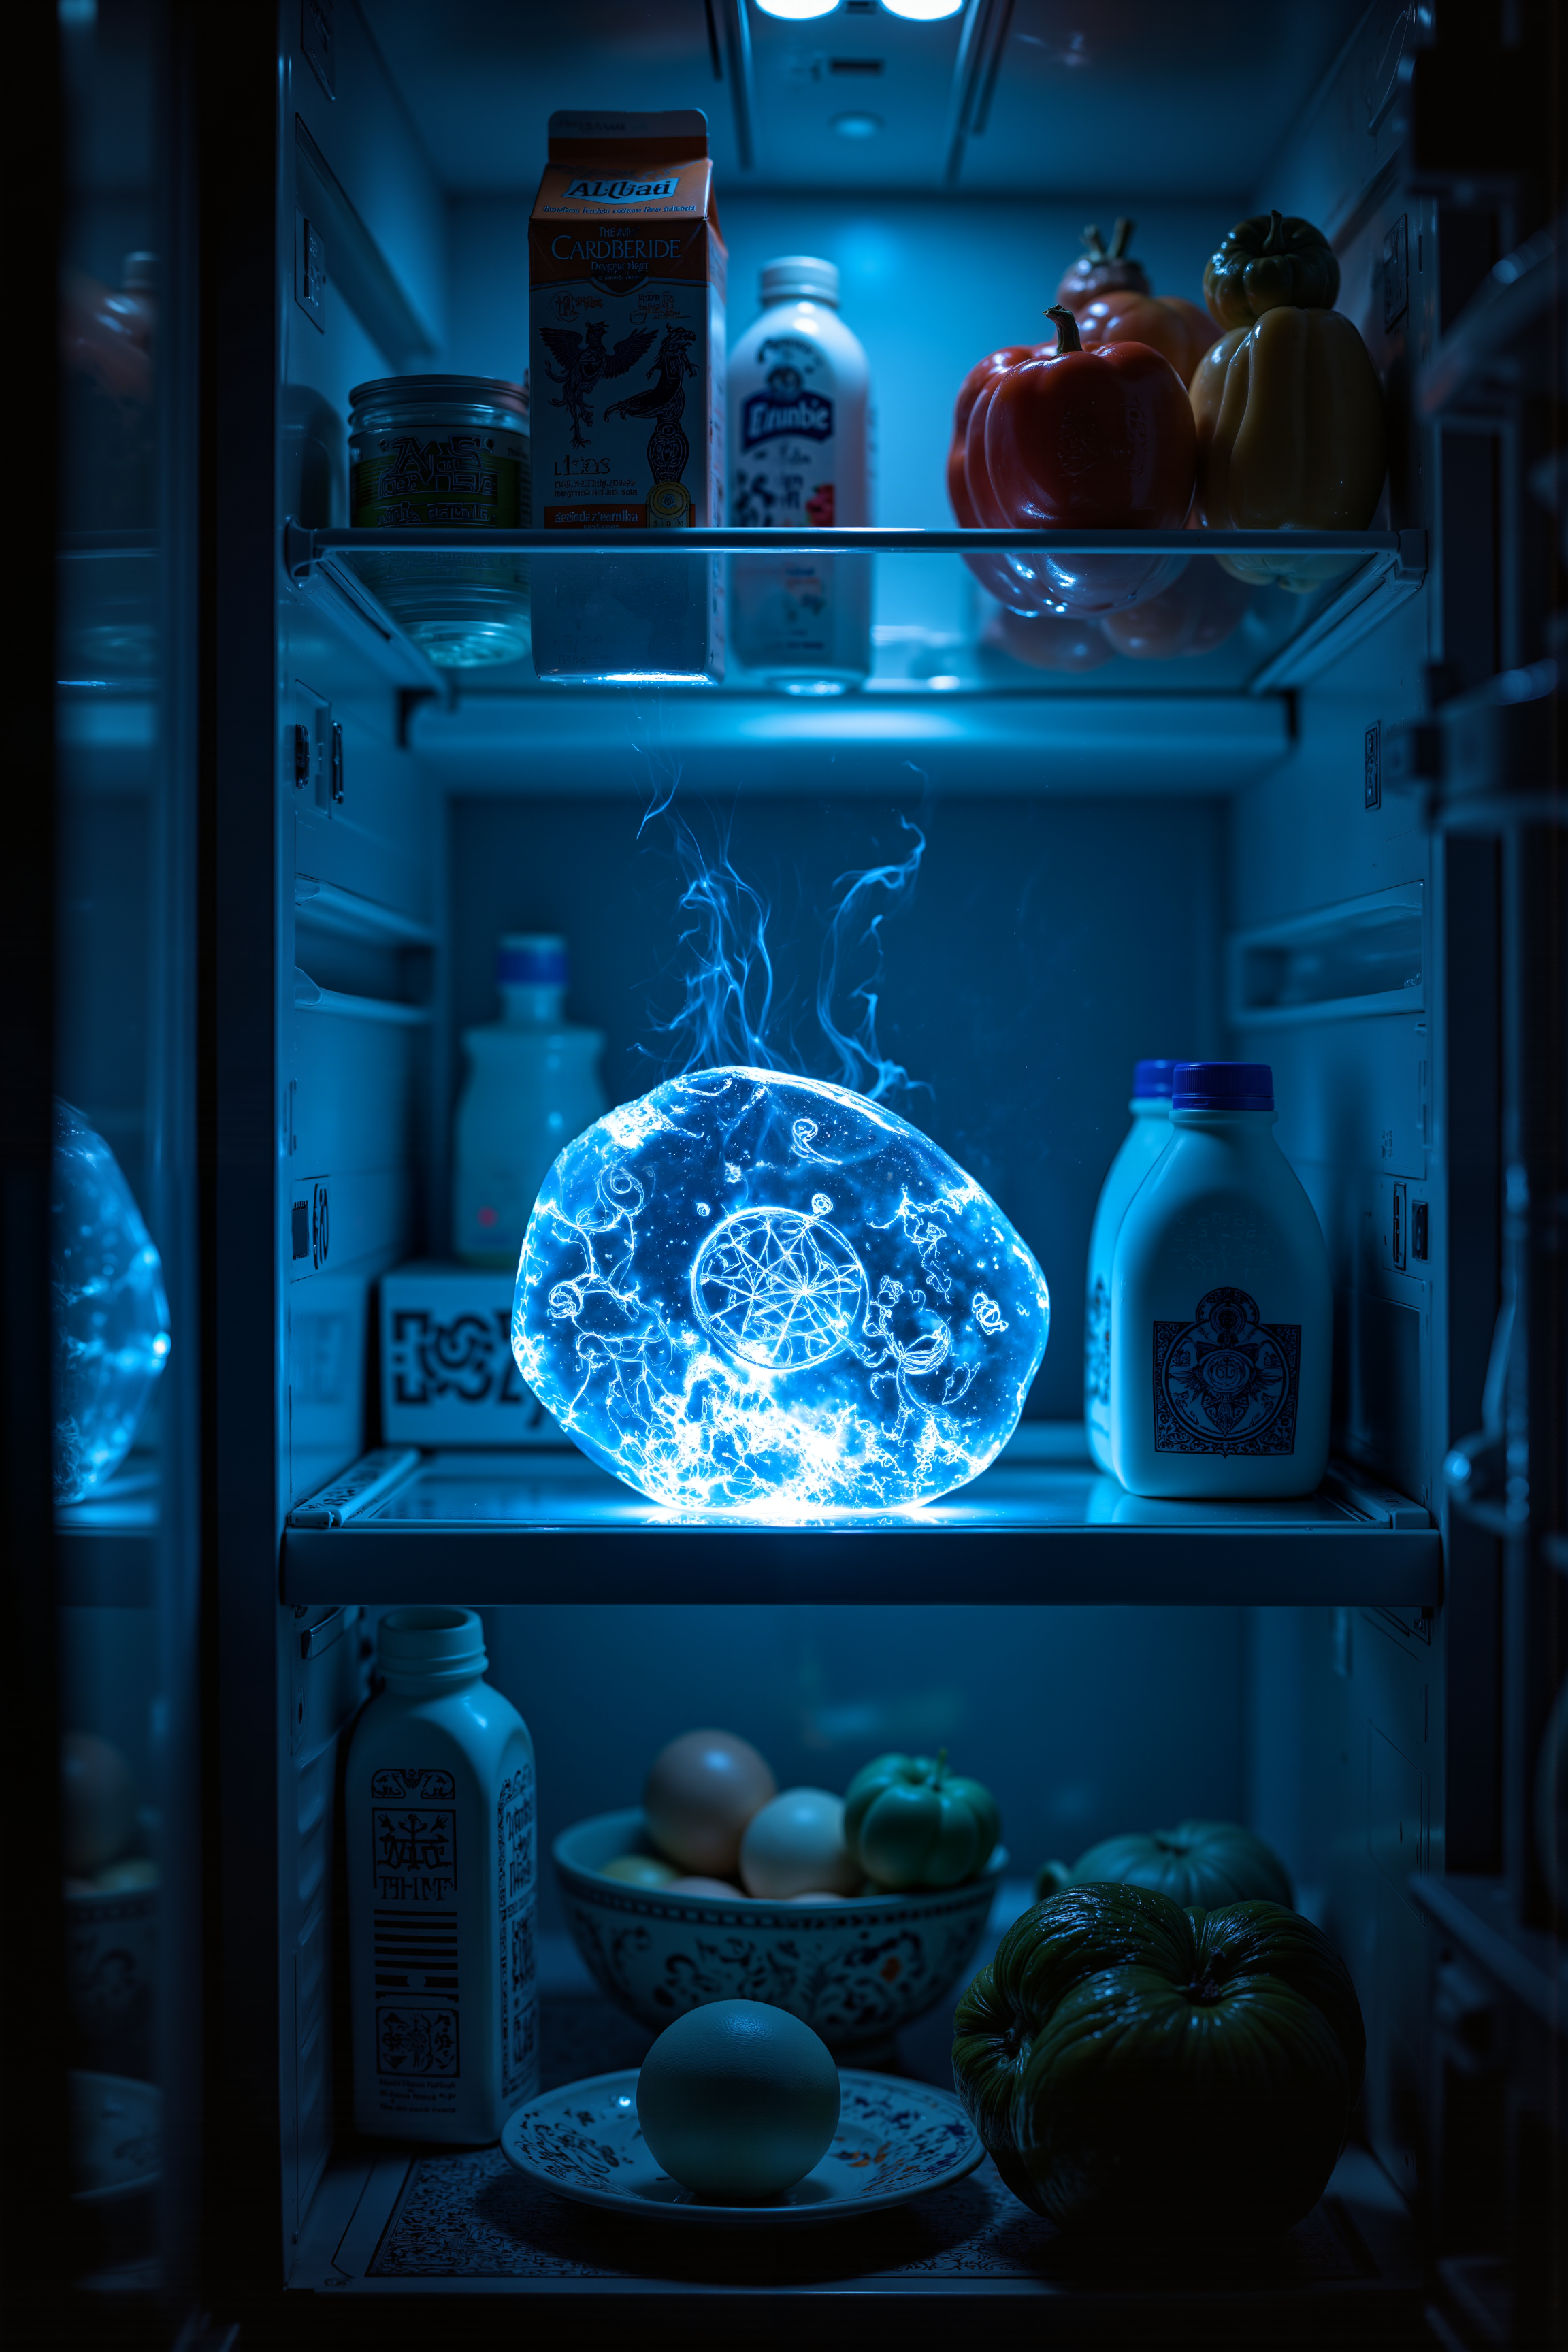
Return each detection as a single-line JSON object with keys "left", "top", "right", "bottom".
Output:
{"left": 26, "top": 0, "right": 1564, "bottom": 2345}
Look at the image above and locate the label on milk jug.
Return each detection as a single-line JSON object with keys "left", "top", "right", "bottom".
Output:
{"left": 1151, "top": 1286, "right": 1301, "bottom": 1456}
{"left": 497, "top": 1758, "right": 538, "bottom": 2102}
{"left": 369, "top": 1766, "right": 461, "bottom": 2112}
{"left": 732, "top": 336, "right": 838, "bottom": 527}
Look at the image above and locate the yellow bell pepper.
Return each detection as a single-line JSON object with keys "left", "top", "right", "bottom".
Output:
{"left": 1190, "top": 306, "right": 1386, "bottom": 591}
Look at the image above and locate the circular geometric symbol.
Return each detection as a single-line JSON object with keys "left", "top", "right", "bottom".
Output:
{"left": 690, "top": 1207, "right": 869, "bottom": 1373}
{"left": 1158, "top": 1286, "right": 1295, "bottom": 1448}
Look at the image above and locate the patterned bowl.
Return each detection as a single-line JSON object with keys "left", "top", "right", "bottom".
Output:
{"left": 553, "top": 1807, "right": 1005, "bottom": 2055}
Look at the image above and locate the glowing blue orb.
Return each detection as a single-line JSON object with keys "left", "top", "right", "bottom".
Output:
{"left": 52, "top": 1098, "right": 172, "bottom": 1504}
{"left": 512, "top": 1068, "right": 1049, "bottom": 1517}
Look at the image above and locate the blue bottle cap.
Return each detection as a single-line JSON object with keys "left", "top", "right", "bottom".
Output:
{"left": 1173, "top": 1061, "right": 1275, "bottom": 1111}
{"left": 1133, "top": 1059, "right": 1178, "bottom": 1098}
{"left": 499, "top": 932, "right": 567, "bottom": 985}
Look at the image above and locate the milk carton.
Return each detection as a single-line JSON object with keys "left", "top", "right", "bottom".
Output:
{"left": 529, "top": 110, "right": 725, "bottom": 682}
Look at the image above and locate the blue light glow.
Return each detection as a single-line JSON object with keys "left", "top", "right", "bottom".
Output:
{"left": 52, "top": 1099, "right": 171, "bottom": 1503}
{"left": 512, "top": 1068, "right": 1049, "bottom": 1519}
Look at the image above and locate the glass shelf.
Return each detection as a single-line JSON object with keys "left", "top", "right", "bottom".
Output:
{"left": 286, "top": 525, "right": 1426, "bottom": 702}
{"left": 282, "top": 1440, "right": 1439, "bottom": 1608}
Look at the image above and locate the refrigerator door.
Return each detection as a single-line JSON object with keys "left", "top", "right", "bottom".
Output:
{"left": 16, "top": 1, "right": 209, "bottom": 2340}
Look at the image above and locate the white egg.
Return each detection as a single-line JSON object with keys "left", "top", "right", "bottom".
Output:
{"left": 61, "top": 1732, "right": 136, "bottom": 1875}
{"left": 739, "top": 1787, "right": 861, "bottom": 1899}
{"left": 643, "top": 1729, "right": 777, "bottom": 1876}
{"left": 600, "top": 1854, "right": 679, "bottom": 1889}
{"left": 636, "top": 1999, "right": 840, "bottom": 2200}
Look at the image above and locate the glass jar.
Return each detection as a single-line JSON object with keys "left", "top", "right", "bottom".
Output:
{"left": 347, "top": 375, "right": 532, "bottom": 668}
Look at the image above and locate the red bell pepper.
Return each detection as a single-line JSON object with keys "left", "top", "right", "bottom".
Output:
{"left": 984, "top": 307, "right": 1196, "bottom": 531}
{"left": 949, "top": 350, "right": 1058, "bottom": 616}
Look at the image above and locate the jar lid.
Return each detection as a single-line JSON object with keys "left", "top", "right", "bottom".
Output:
{"left": 377, "top": 1606, "right": 487, "bottom": 1685}
{"left": 347, "top": 375, "right": 530, "bottom": 423}
{"left": 761, "top": 256, "right": 840, "bottom": 308}
{"left": 1172, "top": 1061, "right": 1275, "bottom": 1112}
{"left": 499, "top": 933, "right": 568, "bottom": 985}
{"left": 1132, "top": 1059, "right": 1178, "bottom": 1098}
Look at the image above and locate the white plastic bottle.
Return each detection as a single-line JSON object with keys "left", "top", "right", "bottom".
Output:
{"left": 1109, "top": 1062, "right": 1331, "bottom": 1499}
{"left": 1084, "top": 1060, "right": 1176, "bottom": 1474}
{"left": 729, "top": 255, "right": 871, "bottom": 689}
{"left": 346, "top": 1607, "right": 537, "bottom": 2143}
{"left": 453, "top": 934, "right": 606, "bottom": 1267}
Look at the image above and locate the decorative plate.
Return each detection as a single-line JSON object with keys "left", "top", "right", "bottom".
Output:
{"left": 500, "top": 2068, "right": 983, "bottom": 2226}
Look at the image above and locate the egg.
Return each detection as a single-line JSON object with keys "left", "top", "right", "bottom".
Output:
{"left": 739, "top": 1788, "right": 861, "bottom": 1899}
{"left": 636, "top": 2000, "right": 840, "bottom": 2201}
{"left": 666, "top": 1875, "right": 752, "bottom": 1898}
{"left": 644, "top": 1729, "right": 777, "bottom": 1876}
{"left": 601, "top": 1854, "right": 679, "bottom": 1889}
{"left": 61, "top": 1731, "right": 136, "bottom": 1875}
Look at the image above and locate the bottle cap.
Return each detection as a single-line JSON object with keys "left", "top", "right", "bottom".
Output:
{"left": 761, "top": 255, "right": 840, "bottom": 308}
{"left": 1172, "top": 1061, "right": 1275, "bottom": 1111}
{"left": 498, "top": 933, "right": 567, "bottom": 985}
{"left": 1132, "top": 1059, "right": 1178, "bottom": 1098}
{"left": 377, "top": 1605, "right": 487, "bottom": 1687}
{"left": 122, "top": 251, "right": 159, "bottom": 292}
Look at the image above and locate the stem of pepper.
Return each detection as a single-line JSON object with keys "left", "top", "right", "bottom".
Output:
{"left": 1262, "top": 208, "right": 1286, "bottom": 253}
{"left": 1109, "top": 217, "right": 1135, "bottom": 259}
{"left": 1044, "top": 305, "right": 1083, "bottom": 353}
{"left": 1081, "top": 223, "right": 1106, "bottom": 260}
{"left": 934, "top": 1746, "right": 949, "bottom": 1784}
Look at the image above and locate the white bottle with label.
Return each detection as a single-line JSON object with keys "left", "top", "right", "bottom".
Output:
{"left": 453, "top": 934, "right": 607, "bottom": 1268}
{"left": 346, "top": 1607, "right": 537, "bottom": 2144}
{"left": 729, "top": 256, "right": 871, "bottom": 689}
{"left": 1109, "top": 1062, "right": 1331, "bottom": 1499}
{"left": 1084, "top": 1060, "right": 1176, "bottom": 1474}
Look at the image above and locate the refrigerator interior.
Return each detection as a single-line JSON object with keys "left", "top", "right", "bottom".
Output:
{"left": 50, "top": 0, "right": 1552, "bottom": 2341}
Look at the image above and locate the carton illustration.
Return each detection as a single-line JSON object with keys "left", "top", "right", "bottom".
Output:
{"left": 529, "top": 110, "right": 726, "bottom": 682}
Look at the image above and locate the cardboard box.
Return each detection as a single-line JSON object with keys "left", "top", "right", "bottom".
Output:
{"left": 380, "top": 1264, "right": 563, "bottom": 1448}
{"left": 529, "top": 109, "right": 725, "bottom": 682}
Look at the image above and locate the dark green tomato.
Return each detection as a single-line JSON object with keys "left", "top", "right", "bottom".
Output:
{"left": 952, "top": 1886, "right": 1364, "bottom": 2240}
{"left": 1203, "top": 210, "right": 1340, "bottom": 328}
{"left": 844, "top": 1751, "right": 1000, "bottom": 1891}
{"left": 1043, "top": 1818, "right": 1294, "bottom": 1910}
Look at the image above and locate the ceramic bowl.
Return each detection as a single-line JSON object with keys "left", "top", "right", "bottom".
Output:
{"left": 553, "top": 1807, "right": 1005, "bottom": 2054}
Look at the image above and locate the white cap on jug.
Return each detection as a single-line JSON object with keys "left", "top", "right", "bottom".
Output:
{"left": 761, "top": 256, "right": 840, "bottom": 308}
{"left": 377, "top": 1605, "right": 487, "bottom": 1688}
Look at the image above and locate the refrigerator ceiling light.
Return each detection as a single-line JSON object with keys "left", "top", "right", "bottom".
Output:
{"left": 880, "top": 0, "right": 964, "bottom": 16}
{"left": 832, "top": 110, "right": 883, "bottom": 137}
{"left": 755, "top": 0, "right": 840, "bottom": 16}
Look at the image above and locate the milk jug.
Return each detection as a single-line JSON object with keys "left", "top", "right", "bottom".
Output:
{"left": 453, "top": 934, "right": 606, "bottom": 1268}
{"left": 1084, "top": 1060, "right": 1175, "bottom": 1474}
{"left": 347, "top": 1607, "right": 537, "bottom": 2143}
{"left": 729, "top": 256, "right": 872, "bottom": 689}
{"left": 1109, "top": 1062, "right": 1331, "bottom": 1499}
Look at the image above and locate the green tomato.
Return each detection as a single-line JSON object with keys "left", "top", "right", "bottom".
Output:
{"left": 843, "top": 1750, "right": 1000, "bottom": 1891}
{"left": 1034, "top": 1818, "right": 1292, "bottom": 1910}
{"left": 953, "top": 1884, "right": 1365, "bottom": 2238}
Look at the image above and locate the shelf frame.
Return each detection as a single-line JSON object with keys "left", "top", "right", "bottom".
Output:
{"left": 281, "top": 1449, "right": 1441, "bottom": 1608}
{"left": 283, "top": 523, "right": 1427, "bottom": 703}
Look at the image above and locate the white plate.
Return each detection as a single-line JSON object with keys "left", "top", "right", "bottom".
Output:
{"left": 501, "top": 2068, "right": 983, "bottom": 2226}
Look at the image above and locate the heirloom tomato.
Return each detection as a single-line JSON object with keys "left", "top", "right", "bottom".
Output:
{"left": 844, "top": 1751, "right": 1000, "bottom": 1891}
{"left": 1055, "top": 218, "right": 1152, "bottom": 317}
{"left": 953, "top": 1884, "right": 1365, "bottom": 2240}
{"left": 1035, "top": 1816, "right": 1292, "bottom": 1905}
{"left": 1203, "top": 208, "right": 1340, "bottom": 329}
{"left": 1078, "top": 291, "right": 1218, "bottom": 387}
